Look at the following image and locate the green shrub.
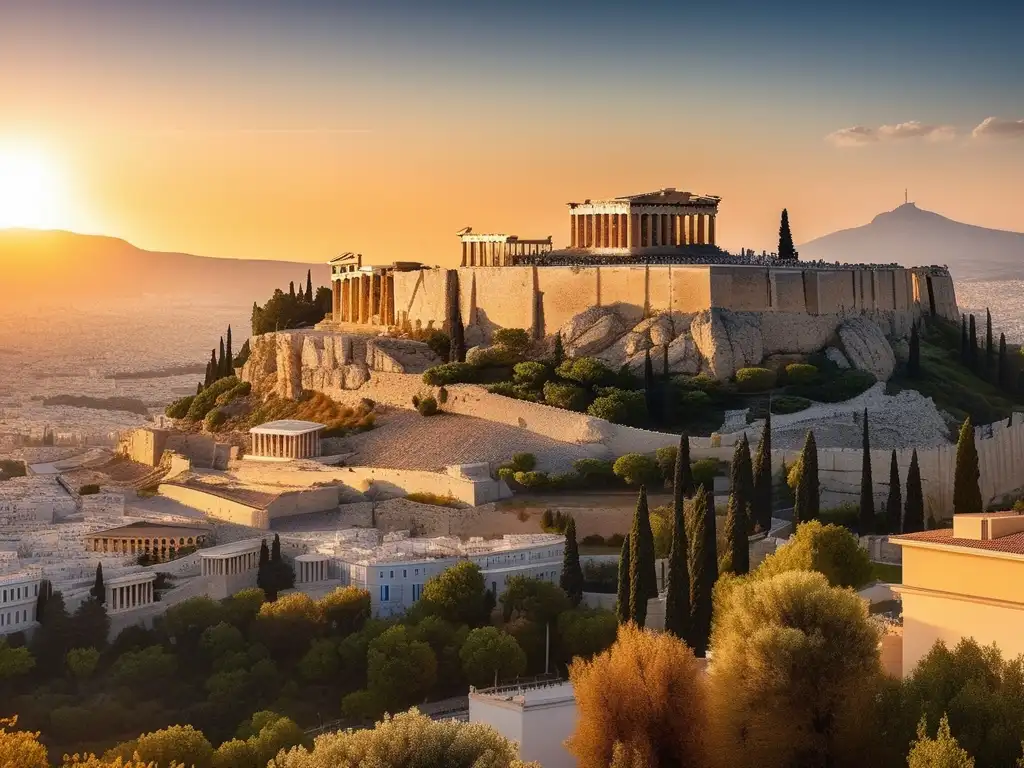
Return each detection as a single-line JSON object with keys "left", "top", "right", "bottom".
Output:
{"left": 437, "top": 387, "right": 448, "bottom": 405}
{"left": 771, "top": 395, "right": 812, "bottom": 414}
{"left": 546, "top": 472, "right": 582, "bottom": 490}
{"left": 497, "top": 467, "right": 516, "bottom": 483}
{"left": 487, "top": 381, "right": 540, "bottom": 402}
{"left": 509, "top": 452, "right": 537, "bottom": 472}
{"left": 422, "top": 329, "right": 451, "bottom": 362}
{"left": 612, "top": 453, "right": 661, "bottom": 487}
{"left": 678, "top": 390, "right": 712, "bottom": 411}
{"left": 580, "top": 534, "right": 606, "bottom": 546}
{"left": 416, "top": 396, "right": 439, "bottom": 416}
{"left": 587, "top": 389, "right": 647, "bottom": 426}
{"left": 784, "top": 363, "right": 819, "bottom": 385}
{"left": 166, "top": 396, "right": 195, "bottom": 419}
{"left": 540, "top": 509, "right": 571, "bottom": 533}
{"left": 819, "top": 502, "right": 861, "bottom": 531}
{"left": 735, "top": 367, "right": 777, "bottom": 393}
{"left": 186, "top": 377, "right": 239, "bottom": 421}
{"left": 691, "top": 458, "right": 722, "bottom": 492}
{"left": 215, "top": 380, "right": 252, "bottom": 406}
{"left": 791, "top": 369, "right": 877, "bottom": 403}
{"left": 423, "top": 362, "right": 477, "bottom": 386}
{"left": 513, "top": 362, "right": 552, "bottom": 389}
{"left": 204, "top": 408, "right": 227, "bottom": 432}
{"left": 78, "top": 484, "right": 100, "bottom": 496}
{"left": 492, "top": 328, "right": 531, "bottom": 355}
{"left": 675, "top": 374, "right": 721, "bottom": 393}
{"left": 572, "top": 458, "right": 615, "bottom": 478}
{"left": 543, "top": 381, "right": 590, "bottom": 412}
{"left": 655, "top": 446, "right": 678, "bottom": 481}
{"left": 556, "top": 357, "right": 616, "bottom": 388}
{"left": 513, "top": 471, "right": 550, "bottom": 489}
{"left": 466, "top": 345, "right": 519, "bottom": 367}
{"left": 606, "top": 533, "right": 625, "bottom": 548}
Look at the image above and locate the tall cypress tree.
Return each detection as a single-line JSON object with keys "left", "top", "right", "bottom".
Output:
{"left": 859, "top": 410, "right": 875, "bottom": 534}
{"left": 794, "top": 430, "right": 820, "bottom": 525}
{"left": 196, "top": 381, "right": 204, "bottom": 396}
{"left": 559, "top": 517, "right": 584, "bottom": 607}
{"left": 998, "top": 333, "right": 1008, "bottom": 389}
{"left": 628, "top": 487, "right": 658, "bottom": 627}
{"left": 885, "top": 450, "right": 902, "bottom": 535}
{"left": 663, "top": 437, "right": 690, "bottom": 640}
{"left": 218, "top": 337, "right": 226, "bottom": 378}
{"left": 960, "top": 315, "right": 968, "bottom": 365}
{"left": 552, "top": 333, "right": 565, "bottom": 367}
{"left": 305, "top": 270, "right": 313, "bottom": 302}
{"left": 953, "top": 416, "right": 983, "bottom": 514}
{"left": 752, "top": 411, "right": 773, "bottom": 532}
{"left": 736, "top": 434, "right": 755, "bottom": 534}
{"left": 30, "top": 591, "right": 72, "bottom": 669}
{"left": 289, "top": 281, "right": 295, "bottom": 297}
{"left": 643, "top": 349, "right": 655, "bottom": 419}
{"left": 678, "top": 433, "right": 694, "bottom": 497}
{"left": 908, "top": 322, "right": 921, "bottom": 378}
{"left": 968, "top": 315, "right": 978, "bottom": 371}
{"left": 35, "top": 579, "right": 52, "bottom": 622}
{"left": 205, "top": 349, "right": 217, "bottom": 386}
{"left": 904, "top": 449, "right": 925, "bottom": 533}
{"left": 688, "top": 486, "right": 717, "bottom": 657}
{"left": 986, "top": 309, "right": 994, "bottom": 376}
{"left": 226, "top": 325, "right": 233, "bottom": 370}
{"left": 724, "top": 440, "right": 750, "bottom": 575}
{"left": 256, "top": 539, "right": 275, "bottom": 601}
{"left": 615, "top": 533, "right": 631, "bottom": 624}
{"left": 778, "top": 209, "right": 798, "bottom": 261}
{"left": 90, "top": 562, "right": 105, "bottom": 603}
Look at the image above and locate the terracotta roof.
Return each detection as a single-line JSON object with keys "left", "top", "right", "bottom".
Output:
{"left": 85, "top": 520, "right": 211, "bottom": 538}
{"left": 893, "top": 529, "right": 1024, "bottom": 555}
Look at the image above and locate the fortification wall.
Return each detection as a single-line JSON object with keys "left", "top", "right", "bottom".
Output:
{"left": 598, "top": 266, "right": 648, "bottom": 324}
{"left": 535, "top": 267, "right": 599, "bottom": 335}
{"left": 156, "top": 484, "right": 270, "bottom": 529}
{"left": 770, "top": 271, "right": 806, "bottom": 312}
{"left": 393, "top": 269, "right": 449, "bottom": 331}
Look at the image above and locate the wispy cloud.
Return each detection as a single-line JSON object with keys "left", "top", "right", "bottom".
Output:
{"left": 826, "top": 121, "right": 956, "bottom": 148}
{"left": 972, "top": 117, "right": 1024, "bottom": 139}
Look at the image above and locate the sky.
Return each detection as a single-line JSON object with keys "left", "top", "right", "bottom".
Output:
{"left": 1, "top": 0, "right": 1023, "bottom": 266}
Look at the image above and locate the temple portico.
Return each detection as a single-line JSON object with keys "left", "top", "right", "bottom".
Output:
{"left": 104, "top": 572, "right": 157, "bottom": 614}
{"left": 249, "top": 420, "right": 324, "bottom": 461}
{"left": 295, "top": 553, "right": 331, "bottom": 584}
{"left": 457, "top": 228, "right": 553, "bottom": 267}
{"left": 567, "top": 188, "right": 720, "bottom": 249}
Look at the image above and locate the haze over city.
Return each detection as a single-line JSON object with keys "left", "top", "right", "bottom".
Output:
{"left": 2, "top": 0, "right": 1023, "bottom": 265}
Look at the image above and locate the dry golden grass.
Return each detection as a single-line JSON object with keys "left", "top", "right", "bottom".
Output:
{"left": 233, "top": 391, "right": 375, "bottom": 436}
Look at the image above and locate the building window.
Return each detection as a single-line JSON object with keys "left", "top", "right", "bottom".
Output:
{"left": 380, "top": 585, "right": 390, "bottom": 602}
{"left": 415, "top": 568, "right": 419, "bottom": 576}
{"left": 389, "top": 570, "right": 394, "bottom": 579}
{"left": 403, "top": 569, "right": 407, "bottom": 578}
{"left": 412, "top": 584, "right": 422, "bottom": 601}
{"left": 379, "top": 571, "right": 384, "bottom": 578}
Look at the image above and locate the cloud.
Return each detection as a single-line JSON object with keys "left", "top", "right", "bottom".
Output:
{"left": 972, "top": 117, "right": 1024, "bottom": 139}
{"left": 826, "top": 121, "right": 956, "bottom": 148}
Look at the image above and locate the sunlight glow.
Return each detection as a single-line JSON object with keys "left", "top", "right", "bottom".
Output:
{"left": 0, "top": 144, "right": 65, "bottom": 229}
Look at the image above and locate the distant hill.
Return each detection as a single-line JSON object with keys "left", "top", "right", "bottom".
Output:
{"left": 799, "top": 203, "right": 1024, "bottom": 281}
{"left": 0, "top": 229, "right": 331, "bottom": 307}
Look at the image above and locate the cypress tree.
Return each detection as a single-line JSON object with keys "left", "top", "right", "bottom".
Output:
{"left": 289, "top": 281, "right": 295, "bottom": 297}
{"left": 908, "top": 322, "right": 920, "bottom": 377}
{"left": 206, "top": 349, "right": 217, "bottom": 386}
{"left": 998, "top": 333, "right": 1008, "bottom": 389}
{"left": 953, "top": 416, "right": 983, "bottom": 513}
{"left": 677, "top": 433, "right": 694, "bottom": 497}
{"left": 778, "top": 208, "right": 798, "bottom": 261}
{"left": 552, "top": 333, "right": 565, "bottom": 366}
{"left": 31, "top": 591, "right": 72, "bottom": 669}
{"left": 559, "top": 517, "right": 584, "bottom": 607}
{"left": 960, "top": 315, "right": 968, "bottom": 365}
{"left": 256, "top": 539, "right": 275, "bottom": 601}
{"left": 663, "top": 436, "right": 691, "bottom": 639}
{"left": 752, "top": 411, "right": 773, "bottom": 532}
{"left": 270, "top": 533, "right": 294, "bottom": 591}
{"left": 904, "top": 449, "right": 925, "bottom": 533}
{"left": 688, "top": 486, "right": 717, "bottom": 657}
{"left": 218, "top": 337, "right": 227, "bottom": 378}
{"left": 35, "top": 579, "right": 51, "bottom": 622}
{"left": 628, "top": 486, "right": 658, "bottom": 627}
{"left": 724, "top": 439, "right": 750, "bottom": 574}
{"left": 643, "top": 349, "right": 655, "bottom": 419}
{"left": 196, "top": 381, "right": 203, "bottom": 395}
{"left": 859, "top": 409, "right": 875, "bottom": 534}
{"left": 616, "top": 533, "right": 631, "bottom": 624}
{"left": 968, "top": 314, "right": 978, "bottom": 371}
{"left": 885, "top": 450, "right": 902, "bottom": 535}
{"left": 226, "top": 325, "right": 233, "bottom": 371}
{"left": 305, "top": 270, "right": 313, "bottom": 302}
{"left": 736, "top": 434, "right": 755, "bottom": 534}
{"left": 986, "top": 309, "right": 994, "bottom": 376}
{"left": 90, "top": 562, "right": 105, "bottom": 603}
{"left": 794, "top": 430, "right": 820, "bottom": 525}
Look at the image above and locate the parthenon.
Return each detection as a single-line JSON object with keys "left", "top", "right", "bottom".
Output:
{"left": 567, "top": 187, "right": 720, "bottom": 249}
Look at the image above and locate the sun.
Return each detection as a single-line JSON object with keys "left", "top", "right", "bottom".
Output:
{"left": 0, "top": 144, "right": 65, "bottom": 229}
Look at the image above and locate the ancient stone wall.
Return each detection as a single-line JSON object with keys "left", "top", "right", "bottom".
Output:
{"left": 535, "top": 266, "right": 599, "bottom": 336}
{"left": 459, "top": 267, "right": 536, "bottom": 343}
{"left": 597, "top": 266, "right": 648, "bottom": 325}
{"left": 392, "top": 268, "right": 449, "bottom": 331}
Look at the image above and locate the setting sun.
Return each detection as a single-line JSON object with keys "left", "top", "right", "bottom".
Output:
{"left": 0, "top": 144, "right": 65, "bottom": 229}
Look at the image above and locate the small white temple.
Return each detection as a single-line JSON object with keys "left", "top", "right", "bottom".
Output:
{"left": 249, "top": 420, "right": 325, "bottom": 461}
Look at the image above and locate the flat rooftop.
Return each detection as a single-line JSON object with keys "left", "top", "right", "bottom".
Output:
{"left": 250, "top": 420, "right": 325, "bottom": 436}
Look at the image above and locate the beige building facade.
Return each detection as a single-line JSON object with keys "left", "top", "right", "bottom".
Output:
{"left": 85, "top": 521, "right": 210, "bottom": 561}
{"left": 249, "top": 420, "right": 324, "bottom": 460}
{"left": 893, "top": 512, "right": 1024, "bottom": 676}
{"left": 567, "top": 187, "right": 720, "bottom": 249}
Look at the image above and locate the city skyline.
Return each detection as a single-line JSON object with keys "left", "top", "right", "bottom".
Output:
{"left": 1, "top": 0, "right": 1023, "bottom": 265}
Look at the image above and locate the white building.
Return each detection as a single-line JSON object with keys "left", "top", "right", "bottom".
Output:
{"left": 469, "top": 678, "right": 577, "bottom": 768}
{"left": 248, "top": 420, "right": 324, "bottom": 461}
{"left": 104, "top": 571, "right": 157, "bottom": 614}
{"left": 0, "top": 571, "right": 41, "bottom": 636}
{"left": 329, "top": 533, "right": 565, "bottom": 617}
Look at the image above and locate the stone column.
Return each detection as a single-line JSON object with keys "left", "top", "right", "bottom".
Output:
{"left": 627, "top": 212, "right": 635, "bottom": 247}
{"left": 332, "top": 280, "right": 340, "bottom": 320}
{"left": 578, "top": 216, "right": 586, "bottom": 248}
{"left": 697, "top": 214, "right": 706, "bottom": 245}
{"left": 688, "top": 214, "right": 696, "bottom": 245}
{"left": 708, "top": 214, "right": 716, "bottom": 246}
{"left": 361, "top": 275, "right": 370, "bottom": 323}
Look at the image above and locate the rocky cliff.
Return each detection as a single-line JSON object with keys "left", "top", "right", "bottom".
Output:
{"left": 560, "top": 305, "right": 909, "bottom": 381}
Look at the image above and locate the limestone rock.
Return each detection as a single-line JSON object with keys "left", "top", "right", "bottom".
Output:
{"left": 595, "top": 334, "right": 631, "bottom": 371}
{"left": 568, "top": 313, "right": 626, "bottom": 356}
{"left": 366, "top": 338, "right": 441, "bottom": 374}
{"left": 691, "top": 309, "right": 764, "bottom": 380}
{"left": 561, "top": 306, "right": 614, "bottom": 345}
{"left": 825, "top": 347, "right": 851, "bottom": 369}
{"left": 837, "top": 317, "right": 896, "bottom": 381}
{"left": 892, "top": 338, "right": 910, "bottom": 363}
{"left": 761, "top": 312, "right": 840, "bottom": 356}
{"left": 648, "top": 315, "right": 675, "bottom": 347}
{"left": 623, "top": 331, "right": 651, "bottom": 357}
{"left": 666, "top": 333, "right": 700, "bottom": 374}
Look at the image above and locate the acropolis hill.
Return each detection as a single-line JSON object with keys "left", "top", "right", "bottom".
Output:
{"left": 242, "top": 188, "right": 959, "bottom": 400}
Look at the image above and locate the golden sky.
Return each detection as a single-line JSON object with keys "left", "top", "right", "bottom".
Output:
{"left": 2, "top": 2, "right": 1023, "bottom": 267}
